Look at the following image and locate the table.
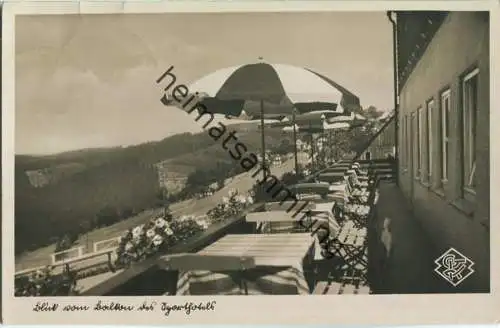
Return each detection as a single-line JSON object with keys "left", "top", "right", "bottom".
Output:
{"left": 200, "top": 233, "right": 315, "bottom": 267}
{"left": 177, "top": 233, "right": 316, "bottom": 295}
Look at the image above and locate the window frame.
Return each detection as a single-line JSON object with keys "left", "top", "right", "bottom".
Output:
{"left": 404, "top": 115, "right": 412, "bottom": 174}
{"left": 401, "top": 116, "right": 406, "bottom": 169}
{"left": 405, "top": 116, "right": 409, "bottom": 170}
{"left": 417, "top": 107, "right": 423, "bottom": 179}
{"left": 412, "top": 112, "right": 419, "bottom": 179}
{"left": 461, "top": 68, "right": 479, "bottom": 196}
{"left": 440, "top": 89, "right": 451, "bottom": 184}
{"left": 426, "top": 99, "right": 435, "bottom": 182}
{"left": 408, "top": 114, "right": 412, "bottom": 175}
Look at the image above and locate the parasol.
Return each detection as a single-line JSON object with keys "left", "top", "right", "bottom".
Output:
{"left": 161, "top": 61, "right": 360, "bottom": 180}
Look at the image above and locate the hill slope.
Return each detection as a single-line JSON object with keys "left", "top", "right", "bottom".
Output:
{"left": 14, "top": 128, "right": 294, "bottom": 254}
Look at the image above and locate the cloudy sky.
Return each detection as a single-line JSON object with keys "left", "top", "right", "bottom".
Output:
{"left": 15, "top": 12, "right": 393, "bottom": 155}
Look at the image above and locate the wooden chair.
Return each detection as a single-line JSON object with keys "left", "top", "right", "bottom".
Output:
{"left": 344, "top": 176, "right": 372, "bottom": 205}
{"left": 321, "top": 220, "right": 369, "bottom": 282}
{"left": 309, "top": 211, "right": 370, "bottom": 291}
{"left": 346, "top": 169, "right": 370, "bottom": 188}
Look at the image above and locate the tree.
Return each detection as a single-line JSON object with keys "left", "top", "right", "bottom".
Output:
{"left": 363, "top": 105, "right": 385, "bottom": 120}
{"left": 95, "top": 206, "right": 119, "bottom": 228}
{"left": 54, "top": 234, "right": 72, "bottom": 252}
{"left": 217, "top": 179, "right": 225, "bottom": 190}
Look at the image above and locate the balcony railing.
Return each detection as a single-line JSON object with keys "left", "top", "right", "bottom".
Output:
{"left": 15, "top": 248, "right": 116, "bottom": 281}
{"left": 81, "top": 203, "right": 262, "bottom": 295}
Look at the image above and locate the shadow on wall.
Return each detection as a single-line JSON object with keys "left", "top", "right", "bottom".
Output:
{"left": 380, "top": 217, "right": 392, "bottom": 258}
{"left": 372, "top": 182, "right": 460, "bottom": 294}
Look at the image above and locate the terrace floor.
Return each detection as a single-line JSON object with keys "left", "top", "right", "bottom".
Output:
{"left": 370, "top": 181, "right": 453, "bottom": 294}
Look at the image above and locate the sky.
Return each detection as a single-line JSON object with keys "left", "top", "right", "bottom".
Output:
{"left": 15, "top": 12, "right": 393, "bottom": 155}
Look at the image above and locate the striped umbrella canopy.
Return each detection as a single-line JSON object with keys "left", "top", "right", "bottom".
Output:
{"left": 184, "top": 63, "right": 360, "bottom": 118}
{"left": 326, "top": 112, "right": 367, "bottom": 125}
{"left": 280, "top": 112, "right": 367, "bottom": 132}
{"left": 283, "top": 122, "right": 354, "bottom": 133}
{"left": 212, "top": 115, "right": 283, "bottom": 127}
{"left": 164, "top": 62, "right": 360, "bottom": 179}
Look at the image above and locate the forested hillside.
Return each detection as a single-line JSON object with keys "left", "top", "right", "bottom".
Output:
{"left": 14, "top": 128, "right": 293, "bottom": 254}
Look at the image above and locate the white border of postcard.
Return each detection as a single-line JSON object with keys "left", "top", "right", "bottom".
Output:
{"left": 2, "top": 0, "right": 499, "bottom": 325}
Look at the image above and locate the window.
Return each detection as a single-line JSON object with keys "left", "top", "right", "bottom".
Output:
{"left": 427, "top": 100, "right": 435, "bottom": 181}
{"left": 440, "top": 90, "right": 450, "bottom": 183}
{"left": 412, "top": 112, "right": 419, "bottom": 178}
{"left": 417, "top": 107, "right": 423, "bottom": 178}
{"left": 401, "top": 116, "right": 408, "bottom": 168}
{"left": 462, "top": 68, "right": 479, "bottom": 192}
{"left": 401, "top": 116, "right": 406, "bottom": 168}
{"left": 406, "top": 115, "right": 410, "bottom": 170}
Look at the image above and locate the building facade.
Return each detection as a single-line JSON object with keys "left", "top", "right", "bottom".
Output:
{"left": 396, "top": 11, "right": 489, "bottom": 292}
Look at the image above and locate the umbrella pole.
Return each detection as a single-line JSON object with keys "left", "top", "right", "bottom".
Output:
{"left": 311, "top": 133, "right": 315, "bottom": 172}
{"left": 309, "top": 121, "right": 314, "bottom": 172}
{"left": 328, "top": 130, "right": 333, "bottom": 164}
{"left": 260, "top": 99, "right": 266, "bottom": 181}
{"left": 292, "top": 109, "right": 299, "bottom": 175}
{"left": 322, "top": 131, "right": 326, "bottom": 167}
{"left": 320, "top": 131, "right": 323, "bottom": 167}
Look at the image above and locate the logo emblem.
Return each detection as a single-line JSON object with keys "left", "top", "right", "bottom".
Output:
{"left": 434, "top": 248, "right": 474, "bottom": 287}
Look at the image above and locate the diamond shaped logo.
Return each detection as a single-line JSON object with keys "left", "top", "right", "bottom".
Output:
{"left": 434, "top": 247, "right": 475, "bottom": 287}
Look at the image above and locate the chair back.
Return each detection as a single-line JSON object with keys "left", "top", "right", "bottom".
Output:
{"left": 344, "top": 176, "right": 354, "bottom": 194}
